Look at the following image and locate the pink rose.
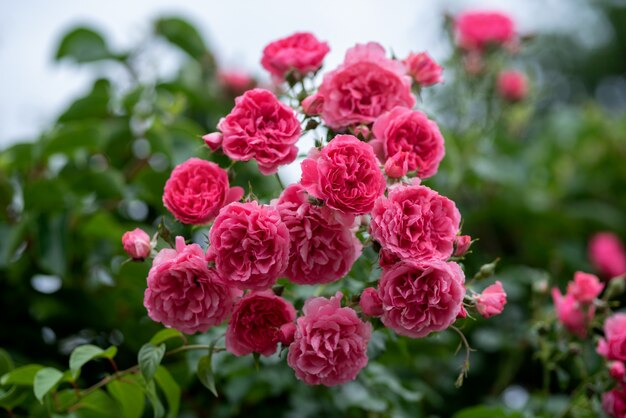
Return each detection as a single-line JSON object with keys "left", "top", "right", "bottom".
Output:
{"left": 551, "top": 288, "right": 594, "bottom": 338}
{"left": 287, "top": 292, "right": 371, "bottom": 386}
{"left": 370, "top": 184, "right": 461, "bottom": 261}
{"left": 589, "top": 232, "right": 626, "bottom": 279}
{"left": 218, "top": 70, "right": 255, "bottom": 94}
{"left": 610, "top": 362, "right": 626, "bottom": 382}
{"left": 217, "top": 88, "right": 302, "bottom": 175}
{"left": 370, "top": 107, "right": 445, "bottom": 179}
{"left": 225, "top": 290, "right": 296, "bottom": 356}
{"left": 567, "top": 271, "right": 604, "bottom": 304}
{"left": 497, "top": 70, "right": 528, "bottom": 102}
{"left": 475, "top": 281, "right": 507, "bottom": 318}
{"left": 163, "top": 158, "right": 244, "bottom": 225}
{"left": 359, "top": 287, "right": 383, "bottom": 317}
{"left": 275, "top": 184, "right": 362, "bottom": 285}
{"left": 122, "top": 228, "right": 152, "bottom": 260}
{"left": 384, "top": 152, "right": 409, "bottom": 179}
{"left": 316, "top": 42, "right": 415, "bottom": 130}
{"left": 453, "top": 235, "right": 472, "bottom": 257}
{"left": 207, "top": 201, "right": 290, "bottom": 290}
{"left": 261, "top": 32, "right": 330, "bottom": 81}
{"left": 598, "top": 313, "right": 626, "bottom": 361}
{"left": 455, "top": 11, "right": 516, "bottom": 51}
{"left": 301, "top": 135, "right": 386, "bottom": 215}
{"left": 378, "top": 260, "right": 465, "bottom": 338}
{"left": 202, "top": 132, "right": 223, "bottom": 151}
{"left": 603, "top": 387, "right": 626, "bottom": 418}
{"left": 302, "top": 93, "right": 324, "bottom": 116}
{"left": 144, "top": 237, "right": 241, "bottom": 334}
{"left": 404, "top": 52, "right": 443, "bottom": 87}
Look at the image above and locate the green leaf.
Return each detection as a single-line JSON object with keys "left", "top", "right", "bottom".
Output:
{"left": 196, "top": 354, "right": 217, "bottom": 397}
{"left": 0, "top": 349, "right": 14, "bottom": 376}
{"left": 138, "top": 344, "right": 165, "bottom": 382}
{"left": 0, "top": 386, "right": 29, "bottom": 409}
{"left": 34, "top": 367, "right": 64, "bottom": 402}
{"left": 154, "top": 367, "right": 180, "bottom": 418}
{"left": 107, "top": 377, "right": 145, "bottom": 418}
{"left": 69, "top": 344, "right": 116, "bottom": 380}
{"left": 55, "top": 27, "right": 113, "bottom": 63}
{"left": 75, "top": 389, "right": 120, "bottom": 417}
{"left": 149, "top": 329, "right": 183, "bottom": 346}
{"left": 143, "top": 379, "right": 165, "bottom": 418}
{"left": 0, "top": 364, "right": 43, "bottom": 386}
{"left": 154, "top": 17, "right": 208, "bottom": 60}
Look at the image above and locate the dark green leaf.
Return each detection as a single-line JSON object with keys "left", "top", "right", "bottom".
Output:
{"left": 196, "top": 354, "right": 217, "bottom": 397}
{"left": 154, "top": 366, "right": 180, "bottom": 418}
{"left": 55, "top": 27, "right": 113, "bottom": 63}
{"left": 74, "top": 389, "right": 120, "bottom": 417}
{"left": 34, "top": 367, "right": 64, "bottom": 402}
{"left": 0, "top": 348, "right": 14, "bottom": 376}
{"left": 0, "top": 386, "right": 29, "bottom": 409}
{"left": 107, "top": 376, "right": 145, "bottom": 418}
{"left": 0, "top": 364, "right": 43, "bottom": 386}
{"left": 143, "top": 379, "right": 165, "bottom": 418}
{"left": 453, "top": 406, "right": 523, "bottom": 418}
{"left": 154, "top": 17, "right": 208, "bottom": 60}
{"left": 138, "top": 344, "right": 165, "bottom": 382}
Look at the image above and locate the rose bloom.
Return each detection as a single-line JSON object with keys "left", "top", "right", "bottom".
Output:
{"left": 455, "top": 11, "right": 516, "bottom": 51}
{"left": 598, "top": 313, "right": 626, "bottom": 361}
{"left": 359, "top": 287, "right": 383, "bottom": 317}
{"left": 217, "top": 88, "right": 301, "bottom": 175}
{"left": 475, "top": 281, "right": 507, "bottom": 318}
{"left": 567, "top": 271, "right": 604, "bottom": 304}
{"left": 261, "top": 32, "right": 330, "bottom": 81}
{"left": 218, "top": 70, "right": 255, "bottom": 94}
{"left": 589, "top": 232, "right": 626, "bottom": 279}
{"left": 603, "top": 386, "right": 626, "bottom": 418}
{"left": 287, "top": 292, "right": 371, "bottom": 386}
{"left": 226, "top": 290, "right": 296, "bottom": 356}
{"left": 301, "top": 135, "right": 386, "bottom": 215}
{"left": 370, "top": 107, "right": 445, "bottom": 179}
{"left": 144, "top": 237, "right": 241, "bottom": 334}
{"left": 551, "top": 288, "right": 594, "bottom": 338}
{"left": 275, "top": 184, "right": 362, "bottom": 285}
{"left": 497, "top": 70, "right": 528, "bottom": 102}
{"left": 316, "top": 42, "right": 415, "bottom": 130}
{"left": 206, "top": 201, "right": 290, "bottom": 290}
{"left": 404, "top": 52, "right": 443, "bottom": 87}
{"left": 378, "top": 259, "right": 465, "bottom": 338}
{"left": 370, "top": 183, "right": 461, "bottom": 261}
{"left": 122, "top": 228, "right": 151, "bottom": 260}
{"left": 163, "top": 158, "right": 244, "bottom": 225}
{"left": 610, "top": 362, "right": 626, "bottom": 382}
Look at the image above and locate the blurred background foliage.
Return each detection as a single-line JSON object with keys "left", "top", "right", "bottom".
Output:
{"left": 1, "top": 1, "right": 626, "bottom": 417}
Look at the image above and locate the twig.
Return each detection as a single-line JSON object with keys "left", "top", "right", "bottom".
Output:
{"left": 451, "top": 325, "right": 474, "bottom": 387}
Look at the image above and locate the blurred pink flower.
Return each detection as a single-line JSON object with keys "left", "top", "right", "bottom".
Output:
{"left": 589, "top": 232, "right": 626, "bottom": 279}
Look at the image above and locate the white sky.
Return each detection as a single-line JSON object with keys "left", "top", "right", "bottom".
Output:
{"left": 0, "top": 0, "right": 605, "bottom": 148}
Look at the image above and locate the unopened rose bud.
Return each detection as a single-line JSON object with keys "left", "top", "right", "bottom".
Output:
{"left": 457, "top": 305, "right": 468, "bottom": 319}
{"left": 122, "top": 228, "right": 152, "bottom": 261}
{"left": 202, "top": 132, "right": 223, "bottom": 151}
{"left": 278, "top": 322, "right": 296, "bottom": 345}
{"left": 384, "top": 152, "right": 409, "bottom": 179}
{"left": 610, "top": 362, "right": 626, "bottom": 382}
{"left": 352, "top": 125, "right": 370, "bottom": 140}
{"left": 359, "top": 287, "right": 383, "bottom": 317}
{"left": 475, "top": 281, "right": 507, "bottom": 318}
{"left": 453, "top": 235, "right": 472, "bottom": 257}
{"left": 302, "top": 93, "right": 324, "bottom": 116}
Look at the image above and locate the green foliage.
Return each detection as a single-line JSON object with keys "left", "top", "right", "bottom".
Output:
{"left": 138, "top": 344, "right": 166, "bottom": 382}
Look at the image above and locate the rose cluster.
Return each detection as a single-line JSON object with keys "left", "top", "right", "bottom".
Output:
{"left": 122, "top": 27, "right": 506, "bottom": 387}
{"left": 551, "top": 271, "right": 604, "bottom": 338}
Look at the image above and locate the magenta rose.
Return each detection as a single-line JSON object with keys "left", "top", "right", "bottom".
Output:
{"left": 206, "top": 201, "right": 290, "bottom": 290}
{"left": 287, "top": 292, "right": 371, "bottom": 386}
{"left": 603, "top": 386, "right": 626, "bottom": 418}
{"left": 301, "top": 134, "right": 386, "bottom": 215}
{"left": 455, "top": 11, "right": 516, "bottom": 51}
{"left": 475, "top": 281, "right": 507, "bottom": 318}
{"left": 359, "top": 287, "right": 383, "bottom": 317}
{"left": 370, "top": 183, "right": 461, "bottom": 261}
{"left": 122, "top": 228, "right": 152, "bottom": 261}
{"left": 370, "top": 107, "right": 445, "bottom": 179}
{"left": 316, "top": 42, "right": 415, "bottom": 130}
{"left": 225, "top": 290, "right": 296, "bottom": 356}
{"left": 216, "top": 88, "right": 301, "bottom": 175}
{"left": 404, "top": 52, "right": 443, "bottom": 87}
{"left": 144, "top": 237, "right": 241, "bottom": 334}
{"left": 378, "top": 259, "right": 465, "bottom": 338}
{"left": 551, "top": 288, "right": 593, "bottom": 338}
{"left": 598, "top": 313, "right": 626, "bottom": 361}
{"left": 589, "top": 232, "right": 626, "bottom": 279}
{"left": 610, "top": 362, "right": 626, "bottom": 382}
{"left": 497, "top": 70, "right": 528, "bottom": 102}
{"left": 163, "top": 158, "right": 243, "bottom": 225}
{"left": 261, "top": 32, "right": 330, "bottom": 81}
{"left": 567, "top": 271, "right": 604, "bottom": 304}
{"left": 275, "top": 184, "right": 362, "bottom": 285}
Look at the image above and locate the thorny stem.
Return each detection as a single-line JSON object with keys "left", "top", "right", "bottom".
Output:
{"left": 451, "top": 325, "right": 474, "bottom": 388}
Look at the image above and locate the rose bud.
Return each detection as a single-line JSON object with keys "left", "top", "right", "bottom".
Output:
{"left": 384, "top": 152, "right": 409, "bottom": 179}
{"left": 454, "top": 235, "right": 472, "bottom": 257}
{"left": 475, "top": 281, "right": 507, "bottom": 318}
{"left": 122, "top": 228, "right": 152, "bottom": 261}
{"left": 302, "top": 93, "right": 324, "bottom": 116}
{"left": 610, "top": 362, "right": 626, "bottom": 382}
{"left": 359, "top": 287, "right": 383, "bottom": 317}
{"left": 202, "top": 132, "right": 223, "bottom": 151}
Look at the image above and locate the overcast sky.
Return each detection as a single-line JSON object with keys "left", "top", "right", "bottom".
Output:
{"left": 0, "top": 0, "right": 606, "bottom": 148}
